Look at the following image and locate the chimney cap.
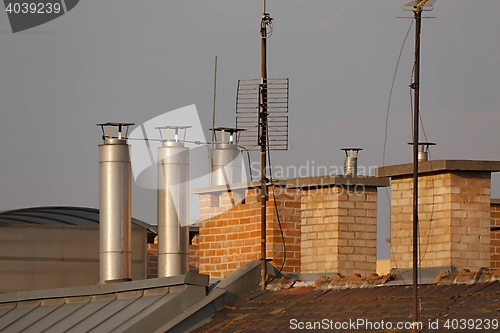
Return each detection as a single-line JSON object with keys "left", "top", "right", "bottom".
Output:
{"left": 210, "top": 127, "right": 246, "bottom": 144}
{"left": 209, "top": 127, "right": 246, "bottom": 134}
{"left": 155, "top": 125, "right": 192, "bottom": 130}
{"left": 96, "top": 122, "right": 135, "bottom": 141}
{"left": 341, "top": 147, "right": 362, "bottom": 151}
{"left": 96, "top": 122, "right": 135, "bottom": 127}
{"left": 156, "top": 126, "right": 191, "bottom": 143}
{"left": 341, "top": 148, "right": 362, "bottom": 157}
{"left": 407, "top": 141, "right": 436, "bottom": 148}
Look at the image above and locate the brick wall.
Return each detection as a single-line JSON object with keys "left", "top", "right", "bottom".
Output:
{"left": 146, "top": 243, "right": 158, "bottom": 279}
{"left": 147, "top": 236, "right": 199, "bottom": 278}
{"left": 300, "top": 185, "right": 378, "bottom": 276}
{"left": 390, "top": 171, "right": 491, "bottom": 270}
{"left": 491, "top": 201, "right": 500, "bottom": 269}
{"left": 189, "top": 234, "right": 199, "bottom": 272}
{"left": 198, "top": 186, "right": 301, "bottom": 279}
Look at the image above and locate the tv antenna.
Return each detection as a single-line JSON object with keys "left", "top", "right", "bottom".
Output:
{"left": 235, "top": 0, "right": 289, "bottom": 290}
{"left": 402, "top": 0, "right": 436, "bottom": 332}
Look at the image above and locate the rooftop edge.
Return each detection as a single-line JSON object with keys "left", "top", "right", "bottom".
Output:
{"left": 376, "top": 160, "right": 500, "bottom": 178}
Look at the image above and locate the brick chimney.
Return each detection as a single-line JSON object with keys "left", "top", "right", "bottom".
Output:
{"left": 194, "top": 182, "right": 301, "bottom": 279}
{"left": 287, "top": 176, "right": 389, "bottom": 277}
{"left": 490, "top": 199, "right": 500, "bottom": 269}
{"left": 377, "top": 160, "right": 500, "bottom": 271}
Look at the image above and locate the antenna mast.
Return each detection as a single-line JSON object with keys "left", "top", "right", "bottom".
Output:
{"left": 259, "top": 0, "right": 273, "bottom": 291}
{"left": 411, "top": 6, "right": 422, "bottom": 331}
{"left": 210, "top": 55, "right": 218, "bottom": 183}
{"left": 236, "top": 1, "right": 287, "bottom": 291}
{"left": 402, "top": 0, "right": 436, "bottom": 331}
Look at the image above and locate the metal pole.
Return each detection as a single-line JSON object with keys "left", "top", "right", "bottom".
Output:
{"left": 211, "top": 56, "right": 218, "bottom": 185}
{"left": 211, "top": 56, "right": 217, "bottom": 147}
{"left": 411, "top": 6, "right": 422, "bottom": 333}
{"left": 260, "top": 0, "right": 268, "bottom": 291}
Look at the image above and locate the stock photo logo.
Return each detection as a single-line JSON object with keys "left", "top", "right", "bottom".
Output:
{"left": 129, "top": 105, "right": 248, "bottom": 225}
{"left": 3, "top": 0, "right": 79, "bottom": 33}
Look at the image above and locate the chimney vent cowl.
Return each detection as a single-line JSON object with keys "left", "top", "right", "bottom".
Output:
{"left": 342, "top": 148, "right": 362, "bottom": 176}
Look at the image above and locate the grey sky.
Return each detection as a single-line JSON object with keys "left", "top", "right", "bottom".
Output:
{"left": 0, "top": 1, "right": 498, "bottom": 259}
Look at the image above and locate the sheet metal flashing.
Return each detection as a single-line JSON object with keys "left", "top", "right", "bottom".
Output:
{"left": 158, "top": 260, "right": 278, "bottom": 333}
{"left": 376, "top": 159, "right": 500, "bottom": 178}
{"left": 385, "top": 266, "right": 459, "bottom": 286}
{"left": 0, "top": 273, "right": 209, "bottom": 333}
{"left": 0, "top": 272, "right": 208, "bottom": 303}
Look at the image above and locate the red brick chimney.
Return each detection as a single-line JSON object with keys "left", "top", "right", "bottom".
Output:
{"left": 195, "top": 182, "right": 301, "bottom": 279}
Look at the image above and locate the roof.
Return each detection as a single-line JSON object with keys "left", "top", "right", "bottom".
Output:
{"left": 3, "top": 259, "right": 500, "bottom": 332}
{"left": 0, "top": 206, "right": 158, "bottom": 235}
{"left": 192, "top": 281, "right": 500, "bottom": 332}
{"left": 0, "top": 273, "right": 209, "bottom": 333}
{"left": 0, "top": 260, "right": 272, "bottom": 333}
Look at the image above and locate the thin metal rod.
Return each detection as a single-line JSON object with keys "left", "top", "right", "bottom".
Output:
{"left": 412, "top": 7, "right": 422, "bottom": 333}
{"left": 260, "top": 0, "right": 268, "bottom": 291}
{"left": 211, "top": 55, "right": 217, "bottom": 147}
{"left": 210, "top": 56, "right": 218, "bottom": 183}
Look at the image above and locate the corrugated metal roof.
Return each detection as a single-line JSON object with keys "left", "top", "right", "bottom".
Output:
{"left": 0, "top": 206, "right": 157, "bottom": 235}
{"left": 0, "top": 273, "right": 209, "bottom": 333}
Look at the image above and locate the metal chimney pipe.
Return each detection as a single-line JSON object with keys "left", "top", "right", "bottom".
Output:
{"left": 418, "top": 150, "right": 428, "bottom": 162}
{"left": 157, "top": 126, "right": 190, "bottom": 277}
{"left": 418, "top": 142, "right": 436, "bottom": 162}
{"left": 342, "top": 148, "right": 362, "bottom": 176}
{"left": 408, "top": 142, "right": 436, "bottom": 162}
{"left": 210, "top": 127, "right": 243, "bottom": 187}
{"left": 97, "top": 122, "right": 134, "bottom": 283}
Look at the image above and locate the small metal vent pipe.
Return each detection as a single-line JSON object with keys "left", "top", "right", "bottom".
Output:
{"left": 407, "top": 142, "right": 436, "bottom": 162}
{"left": 210, "top": 127, "right": 244, "bottom": 186}
{"left": 342, "top": 148, "right": 362, "bottom": 176}
{"left": 97, "top": 122, "right": 134, "bottom": 283}
{"left": 418, "top": 142, "right": 436, "bottom": 162}
{"left": 157, "top": 126, "right": 190, "bottom": 277}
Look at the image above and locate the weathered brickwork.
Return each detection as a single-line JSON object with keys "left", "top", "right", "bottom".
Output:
{"left": 146, "top": 243, "right": 158, "bottom": 279}
{"left": 198, "top": 186, "right": 301, "bottom": 278}
{"left": 146, "top": 237, "right": 199, "bottom": 278}
{"left": 189, "top": 234, "right": 199, "bottom": 272}
{"left": 390, "top": 171, "right": 491, "bottom": 270}
{"left": 300, "top": 186, "right": 378, "bottom": 276}
{"left": 490, "top": 201, "right": 500, "bottom": 269}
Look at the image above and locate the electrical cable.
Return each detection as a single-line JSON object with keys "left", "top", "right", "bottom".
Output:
{"left": 127, "top": 137, "right": 210, "bottom": 145}
{"left": 418, "top": 150, "right": 434, "bottom": 277}
{"left": 383, "top": 19, "right": 414, "bottom": 169}
{"left": 266, "top": 133, "right": 287, "bottom": 282}
{"left": 261, "top": 13, "right": 274, "bottom": 39}
{"left": 241, "top": 148, "right": 254, "bottom": 181}
{"left": 383, "top": 19, "right": 414, "bottom": 285}
{"left": 408, "top": 46, "right": 435, "bottom": 283}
